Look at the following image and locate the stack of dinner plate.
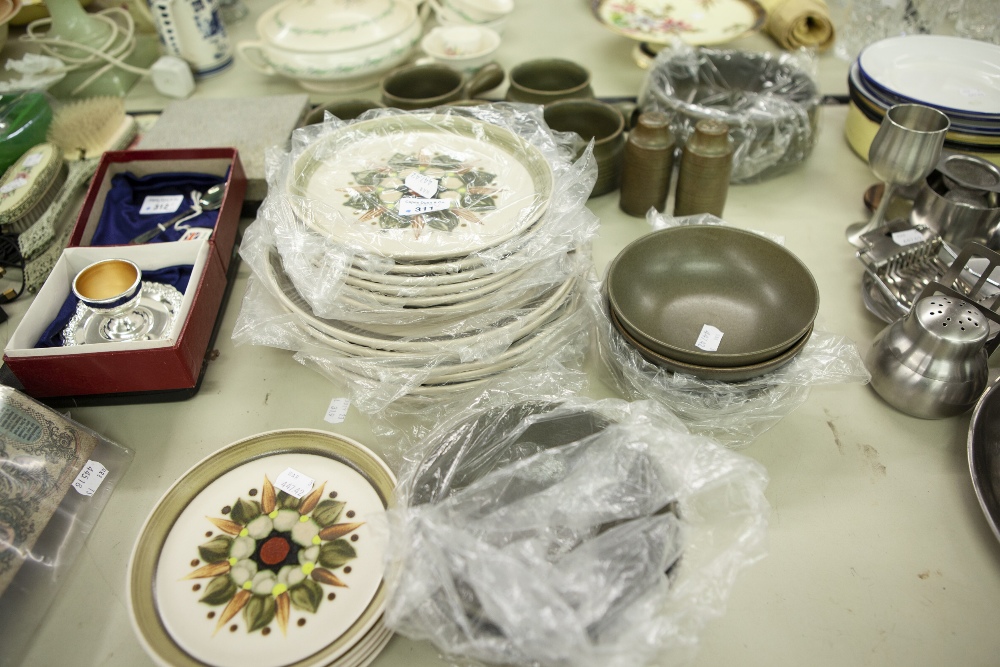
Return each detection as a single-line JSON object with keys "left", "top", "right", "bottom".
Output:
{"left": 845, "top": 34, "right": 1000, "bottom": 165}
{"left": 128, "top": 429, "right": 396, "bottom": 667}
{"left": 264, "top": 111, "right": 586, "bottom": 397}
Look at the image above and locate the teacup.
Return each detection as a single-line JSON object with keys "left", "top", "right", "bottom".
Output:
{"left": 304, "top": 99, "right": 385, "bottom": 125}
{"left": 506, "top": 58, "right": 594, "bottom": 105}
{"left": 380, "top": 62, "right": 504, "bottom": 110}
{"left": 420, "top": 25, "right": 501, "bottom": 72}
{"left": 543, "top": 99, "right": 626, "bottom": 198}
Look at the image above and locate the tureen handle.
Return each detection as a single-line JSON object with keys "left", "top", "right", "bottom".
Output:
{"left": 235, "top": 41, "right": 276, "bottom": 76}
{"left": 401, "top": 0, "right": 432, "bottom": 22}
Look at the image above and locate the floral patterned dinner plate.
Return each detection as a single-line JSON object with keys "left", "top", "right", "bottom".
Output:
{"left": 287, "top": 113, "right": 553, "bottom": 262}
{"left": 591, "top": 0, "right": 765, "bottom": 46}
{"left": 128, "top": 430, "right": 396, "bottom": 667}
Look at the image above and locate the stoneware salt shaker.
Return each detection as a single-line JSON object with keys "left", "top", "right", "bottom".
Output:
{"left": 674, "top": 119, "right": 733, "bottom": 218}
{"left": 619, "top": 111, "right": 675, "bottom": 217}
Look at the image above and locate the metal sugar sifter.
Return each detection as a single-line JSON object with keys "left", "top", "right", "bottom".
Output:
{"left": 865, "top": 243, "right": 1000, "bottom": 419}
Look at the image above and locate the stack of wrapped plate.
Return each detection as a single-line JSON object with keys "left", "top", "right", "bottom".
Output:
{"left": 128, "top": 430, "right": 396, "bottom": 667}
{"left": 241, "top": 110, "right": 591, "bottom": 400}
{"left": 845, "top": 34, "right": 1000, "bottom": 165}
{"left": 604, "top": 225, "right": 819, "bottom": 382}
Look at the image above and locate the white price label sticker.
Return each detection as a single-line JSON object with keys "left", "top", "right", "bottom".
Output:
{"left": 891, "top": 228, "right": 925, "bottom": 246}
{"left": 398, "top": 197, "right": 451, "bottom": 216}
{"left": 23, "top": 152, "right": 44, "bottom": 168}
{"left": 0, "top": 177, "right": 29, "bottom": 194}
{"left": 324, "top": 397, "right": 351, "bottom": 424}
{"left": 275, "top": 468, "right": 315, "bottom": 499}
{"left": 140, "top": 194, "right": 184, "bottom": 215}
{"left": 404, "top": 172, "right": 440, "bottom": 198}
{"left": 695, "top": 324, "right": 724, "bottom": 352}
{"left": 181, "top": 228, "right": 214, "bottom": 242}
{"left": 72, "top": 460, "right": 108, "bottom": 496}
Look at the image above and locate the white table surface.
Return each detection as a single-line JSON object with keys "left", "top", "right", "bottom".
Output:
{"left": 4, "top": 1, "right": 1000, "bottom": 666}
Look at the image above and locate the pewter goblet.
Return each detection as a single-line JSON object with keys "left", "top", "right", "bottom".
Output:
{"left": 846, "top": 103, "right": 950, "bottom": 248}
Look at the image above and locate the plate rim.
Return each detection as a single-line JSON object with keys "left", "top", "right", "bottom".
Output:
{"left": 858, "top": 34, "right": 1000, "bottom": 117}
{"left": 590, "top": 0, "right": 765, "bottom": 46}
{"left": 287, "top": 112, "right": 554, "bottom": 262}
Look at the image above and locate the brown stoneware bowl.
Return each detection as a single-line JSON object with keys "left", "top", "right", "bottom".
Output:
{"left": 606, "top": 225, "right": 819, "bottom": 368}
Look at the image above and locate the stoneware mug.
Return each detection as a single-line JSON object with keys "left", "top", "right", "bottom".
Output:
{"left": 380, "top": 62, "right": 505, "bottom": 110}
{"left": 506, "top": 58, "right": 594, "bottom": 105}
{"left": 305, "top": 99, "right": 386, "bottom": 125}
{"left": 543, "top": 99, "right": 626, "bottom": 197}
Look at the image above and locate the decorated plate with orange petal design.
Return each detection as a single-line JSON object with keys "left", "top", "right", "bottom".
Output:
{"left": 287, "top": 112, "right": 553, "bottom": 262}
{"left": 591, "top": 0, "right": 765, "bottom": 47}
{"left": 127, "top": 429, "right": 396, "bottom": 667}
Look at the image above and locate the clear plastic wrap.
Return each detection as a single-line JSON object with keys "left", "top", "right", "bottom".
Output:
{"left": 596, "top": 213, "right": 870, "bottom": 448}
{"left": 233, "top": 104, "right": 598, "bottom": 407}
{"left": 384, "top": 396, "right": 770, "bottom": 667}
{"left": 0, "top": 386, "right": 134, "bottom": 667}
{"left": 637, "top": 43, "right": 822, "bottom": 183}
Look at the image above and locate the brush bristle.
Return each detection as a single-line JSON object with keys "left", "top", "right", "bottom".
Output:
{"left": 46, "top": 97, "right": 138, "bottom": 161}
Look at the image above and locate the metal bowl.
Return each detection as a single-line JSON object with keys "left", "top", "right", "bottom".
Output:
{"left": 606, "top": 226, "right": 819, "bottom": 369}
{"left": 967, "top": 378, "right": 1000, "bottom": 543}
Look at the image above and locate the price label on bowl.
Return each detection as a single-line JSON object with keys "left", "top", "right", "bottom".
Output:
{"left": 695, "top": 324, "right": 724, "bottom": 352}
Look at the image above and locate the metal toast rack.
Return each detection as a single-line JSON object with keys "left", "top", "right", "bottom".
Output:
{"left": 857, "top": 220, "right": 1000, "bottom": 325}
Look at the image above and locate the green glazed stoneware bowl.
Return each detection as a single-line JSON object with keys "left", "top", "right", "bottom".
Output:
{"left": 606, "top": 225, "right": 819, "bottom": 368}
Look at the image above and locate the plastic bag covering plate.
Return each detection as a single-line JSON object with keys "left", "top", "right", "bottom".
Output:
{"left": 286, "top": 112, "right": 554, "bottom": 262}
{"left": 385, "top": 398, "right": 770, "bottom": 667}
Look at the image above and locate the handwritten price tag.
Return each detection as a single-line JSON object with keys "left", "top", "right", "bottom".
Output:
{"left": 140, "top": 194, "right": 184, "bottom": 215}
{"left": 695, "top": 324, "right": 724, "bottom": 352}
{"left": 275, "top": 467, "right": 315, "bottom": 499}
{"left": 404, "top": 172, "right": 440, "bottom": 198}
{"left": 398, "top": 197, "right": 451, "bottom": 216}
{"left": 72, "top": 460, "right": 109, "bottom": 496}
{"left": 891, "top": 228, "right": 925, "bottom": 247}
{"left": 324, "top": 397, "right": 351, "bottom": 424}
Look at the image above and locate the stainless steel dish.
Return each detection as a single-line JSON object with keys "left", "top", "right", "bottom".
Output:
{"left": 968, "top": 378, "right": 1000, "bottom": 543}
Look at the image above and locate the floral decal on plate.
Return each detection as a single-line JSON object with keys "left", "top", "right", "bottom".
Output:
{"left": 184, "top": 476, "right": 363, "bottom": 636}
{"left": 602, "top": 2, "right": 700, "bottom": 37}
{"left": 343, "top": 151, "right": 500, "bottom": 238}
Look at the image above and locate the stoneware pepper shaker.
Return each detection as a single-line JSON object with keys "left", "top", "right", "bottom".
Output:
{"left": 619, "top": 111, "right": 675, "bottom": 217}
{"left": 674, "top": 119, "right": 733, "bottom": 218}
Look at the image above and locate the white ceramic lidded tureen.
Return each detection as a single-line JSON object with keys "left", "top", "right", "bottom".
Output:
{"left": 237, "top": 0, "right": 425, "bottom": 92}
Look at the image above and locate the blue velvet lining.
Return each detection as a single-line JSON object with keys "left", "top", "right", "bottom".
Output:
{"left": 91, "top": 171, "right": 226, "bottom": 245}
{"left": 36, "top": 265, "right": 193, "bottom": 348}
